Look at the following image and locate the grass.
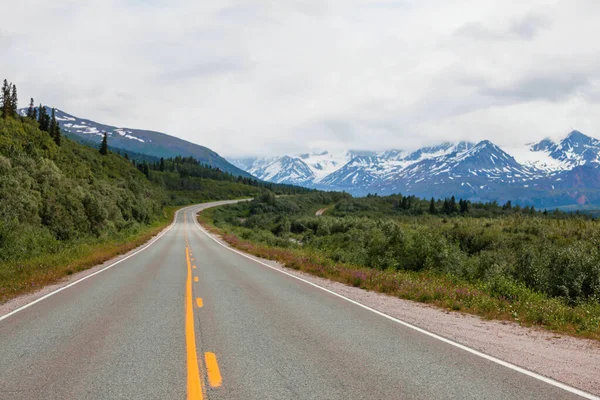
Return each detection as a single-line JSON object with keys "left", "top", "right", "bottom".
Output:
{"left": 199, "top": 207, "right": 600, "bottom": 341}
{"left": 0, "top": 206, "right": 180, "bottom": 304}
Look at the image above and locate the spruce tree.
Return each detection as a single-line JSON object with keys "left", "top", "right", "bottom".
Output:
{"left": 429, "top": 197, "right": 436, "bottom": 214}
{"left": 450, "top": 196, "right": 458, "bottom": 214}
{"left": 52, "top": 112, "right": 61, "bottom": 146}
{"left": 10, "top": 84, "right": 17, "bottom": 117}
{"left": 1, "top": 79, "right": 10, "bottom": 118}
{"left": 459, "top": 199, "right": 469, "bottom": 214}
{"left": 99, "top": 133, "right": 108, "bottom": 155}
{"left": 49, "top": 108, "right": 57, "bottom": 139}
{"left": 38, "top": 105, "right": 50, "bottom": 131}
{"left": 27, "top": 98, "right": 35, "bottom": 118}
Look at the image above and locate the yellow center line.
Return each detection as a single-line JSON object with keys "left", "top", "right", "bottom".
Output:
{"left": 193, "top": 265, "right": 197, "bottom": 269}
{"left": 186, "top": 246, "right": 204, "bottom": 399}
{"left": 194, "top": 276, "right": 198, "bottom": 282}
{"left": 196, "top": 298, "right": 203, "bottom": 308}
{"left": 205, "top": 352, "right": 223, "bottom": 388}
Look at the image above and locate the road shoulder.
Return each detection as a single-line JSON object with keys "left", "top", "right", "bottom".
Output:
{"left": 0, "top": 211, "right": 180, "bottom": 319}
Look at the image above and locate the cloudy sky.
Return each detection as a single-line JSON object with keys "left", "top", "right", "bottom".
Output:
{"left": 2, "top": 0, "right": 600, "bottom": 157}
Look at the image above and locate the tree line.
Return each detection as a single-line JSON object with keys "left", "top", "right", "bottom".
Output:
{"left": 1, "top": 80, "right": 61, "bottom": 146}
{"left": 340, "top": 193, "right": 574, "bottom": 219}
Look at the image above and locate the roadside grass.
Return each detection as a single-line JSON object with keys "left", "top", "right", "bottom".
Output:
{"left": 199, "top": 208, "right": 600, "bottom": 341}
{"left": 0, "top": 206, "right": 179, "bottom": 304}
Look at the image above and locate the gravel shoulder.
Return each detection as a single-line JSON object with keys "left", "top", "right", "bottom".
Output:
{"left": 204, "top": 228, "right": 600, "bottom": 397}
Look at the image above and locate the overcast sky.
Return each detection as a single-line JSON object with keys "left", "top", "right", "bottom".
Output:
{"left": 2, "top": 0, "right": 600, "bottom": 157}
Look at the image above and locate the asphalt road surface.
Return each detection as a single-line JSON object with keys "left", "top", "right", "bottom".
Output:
{"left": 0, "top": 201, "right": 595, "bottom": 400}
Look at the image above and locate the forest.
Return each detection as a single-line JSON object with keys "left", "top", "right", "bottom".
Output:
{"left": 204, "top": 192, "right": 600, "bottom": 338}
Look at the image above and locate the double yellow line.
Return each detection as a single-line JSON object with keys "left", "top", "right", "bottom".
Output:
{"left": 184, "top": 212, "right": 222, "bottom": 400}
{"left": 186, "top": 246, "right": 203, "bottom": 399}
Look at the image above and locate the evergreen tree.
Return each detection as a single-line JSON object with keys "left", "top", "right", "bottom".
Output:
{"left": 450, "top": 196, "right": 458, "bottom": 214}
{"left": 99, "top": 133, "right": 108, "bottom": 155}
{"left": 38, "top": 105, "right": 50, "bottom": 131}
{"left": 459, "top": 199, "right": 469, "bottom": 214}
{"left": 1, "top": 79, "right": 10, "bottom": 118}
{"left": 48, "top": 108, "right": 62, "bottom": 144}
{"left": 51, "top": 109, "right": 61, "bottom": 146}
{"left": 27, "top": 98, "right": 35, "bottom": 119}
{"left": 49, "top": 108, "right": 57, "bottom": 139}
{"left": 443, "top": 198, "right": 450, "bottom": 214}
{"left": 401, "top": 196, "right": 409, "bottom": 210}
{"left": 159, "top": 157, "right": 165, "bottom": 172}
{"left": 429, "top": 197, "right": 436, "bottom": 214}
{"left": 10, "top": 84, "right": 17, "bottom": 117}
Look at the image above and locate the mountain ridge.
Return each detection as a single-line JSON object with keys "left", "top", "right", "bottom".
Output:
{"left": 230, "top": 131, "right": 600, "bottom": 208}
{"left": 19, "top": 107, "right": 253, "bottom": 178}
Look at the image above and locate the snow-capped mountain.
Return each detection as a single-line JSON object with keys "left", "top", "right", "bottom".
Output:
{"left": 319, "top": 155, "right": 384, "bottom": 188}
{"left": 230, "top": 130, "right": 600, "bottom": 207}
{"left": 504, "top": 130, "right": 600, "bottom": 173}
{"left": 19, "top": 107, "right": 252, "bottom": 177}
{"left": 237, "top": 151, "right": 358, "bottom": 185}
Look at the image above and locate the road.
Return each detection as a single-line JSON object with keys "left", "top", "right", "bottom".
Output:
{"left": 0, "top": 201, "right": 595, "bottom": 400}
{"left": 315, "top": 207, "right": 328, "bottom": 216}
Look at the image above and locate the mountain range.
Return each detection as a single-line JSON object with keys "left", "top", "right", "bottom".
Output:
{"left": 18, "top": 107, "right": 252, "bottom": 178}
{"left": 231, "top": 131, "right": 600, "bottom": 208}
{"left": 20, "top": 106, "right": 600, "bottom": 208}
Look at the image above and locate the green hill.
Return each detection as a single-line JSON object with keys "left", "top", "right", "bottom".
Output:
{"left": 0, "top": 115, "right": 167, "bottom": 257}
{"left": 21, "top": 107, "right": 255, "bottom": 178}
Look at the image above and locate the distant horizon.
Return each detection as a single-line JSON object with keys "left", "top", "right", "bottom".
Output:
{"left": 18, "top": 104, "right": 595, "bottom": 159}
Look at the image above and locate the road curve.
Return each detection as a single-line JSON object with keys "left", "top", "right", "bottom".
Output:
{"left": 0, "top": 201, "right": 595, "bottom": 400}
{"left": 315, "top": 207, "right": 328, "bottom": 216}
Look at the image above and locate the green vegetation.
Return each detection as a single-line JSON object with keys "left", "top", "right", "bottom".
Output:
{"left": 0, "top": 81, "right": 311, "bottom": 302}
{"left": 203, "top": 192, "right": 600, "bottom": 339}
{"left": 142, "top": 155, "right": 311, "bottom": 205}
{"left": 0, "top": 113, "right": 169, "bottom": 301}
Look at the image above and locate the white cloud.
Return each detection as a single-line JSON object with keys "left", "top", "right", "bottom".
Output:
{"left": 2, "top": 0, "right": 600, "bottom": 157}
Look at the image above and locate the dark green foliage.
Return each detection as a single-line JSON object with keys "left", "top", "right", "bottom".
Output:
{"left": 99, "top": 133, "right": 108, "bottom": 155}
{"left": 328, "top": 193, "right": 575, "bottom": 219}
{"left": 1, "top": 80, "right": 9, "bottom": 118}
{"left": 38, "top": 104, "right": 50, "bottom": 132}
{"left": 10, "top": 84, "right": 17, "bottom": 117}
{"left": 212, "top": 193, "right": 600, "bottom": 306}
{"left": 0, "top": 116, "right": 166, "bottom": 264}
{"left": 145, "top": 155, "right": 313, "bottom": 197}
{"left": 1, "top": 80, "right": 17, "bottom": 119}
{"left": 49, "top": 108, "right": 61, "bottom": 146}
{"left": 26, "top": 98, "right": 37, "bottom": 120}
{"left": 429, "top": 197, "right": 436, "bottom": 214}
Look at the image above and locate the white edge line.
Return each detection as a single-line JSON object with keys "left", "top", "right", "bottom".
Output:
{"left": 0, "top": 207, "right": 189, "bottom": 323}
{"left": 191, "top": 207, "right": 599, "bottom": 400}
